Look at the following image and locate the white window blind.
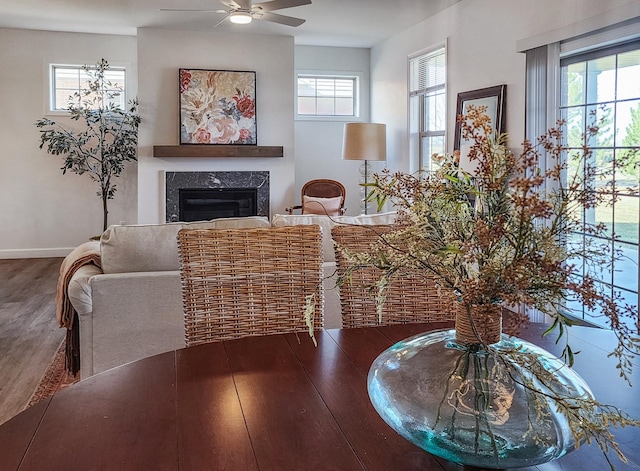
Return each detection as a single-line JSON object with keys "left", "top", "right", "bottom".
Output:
{"left": 297, "top": 75, "right": 356, "bottom": 117}
{"left": 409, "top": 45, "right": 446, "bottom": 172}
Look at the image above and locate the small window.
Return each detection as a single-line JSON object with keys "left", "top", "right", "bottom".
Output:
{"left": 50, "top": 64, "right": 126, "bottom": 112}
{"left": 297, "top": 75, "right": 356, "bottom": 117}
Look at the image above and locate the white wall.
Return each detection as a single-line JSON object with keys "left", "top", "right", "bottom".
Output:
{"left": 137, "top": 28, "right": 295, "bottom": 223}
{"left": 294, "top": 46, "right": 371, "bottom": 216}
{"left": 0, "top": 28, "right": 137, "bottom": 258}
{"left": 4, "top": 0, "right": 639, "bottom": 258}
{"left": 371, "top": 0, "right": 640, "bottom": 173}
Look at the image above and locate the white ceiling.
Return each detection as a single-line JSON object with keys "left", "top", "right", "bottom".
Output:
{"left": 0, "top": 0, "right": 461, "bottom": 48}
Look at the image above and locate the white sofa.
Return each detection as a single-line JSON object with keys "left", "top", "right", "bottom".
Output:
{"left": 68, "top": 212, "right": 396, "bottom": 378}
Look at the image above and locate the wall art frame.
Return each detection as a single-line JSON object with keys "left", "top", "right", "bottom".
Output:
{"left": 453, "top": 84, "right": 506, "bottom": 151}
{"left": 179, "top": 69, "right": 257, "bottom": 145}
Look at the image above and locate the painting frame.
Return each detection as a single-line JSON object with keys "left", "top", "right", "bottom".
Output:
{"left": 453, "top": 84, "right": 506, "bottom": 151}
{"left": 179, "top": 68, "right": 257, "bottom": 145}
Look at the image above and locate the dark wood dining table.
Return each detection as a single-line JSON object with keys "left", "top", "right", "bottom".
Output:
{"left": 1, "top": 322, "right": 638, "bottom": 471}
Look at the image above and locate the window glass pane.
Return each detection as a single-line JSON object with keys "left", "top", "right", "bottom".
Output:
{"left": 334, "top": 97, "right": 354, "bottom": 116}
{"left": 421, "top": 135, "right": 445, "bottom": 172}
{"left": 564, "top": 107, "right": 585, "bottom": 148}
{"left": 104, "top": 70, "right": 124, "bottom": 87}
{"left": 563, "top": 61, "right": 586, "bottom": 107}
{"left": 433, "top": 92, "right": 446, "bottom": 131}
{"left": 616, "top": 99, "right": 640, "bottom": 147}
{"left": 567, "top": 232, "right": 585, "bottom": 274}
{"left": 615, "top": 155, "right": 639, "bottom": 196}
{"left": 424, "top": 92, "right": 446, "bottom": 133}
{"left": 334, "top": 79, "right": 353, "bottom": 97}
{"left": 588, "top": 280, "right": 608, "bottom": 322}
{"left": 55, "top": 90, "right": 73, "bottom": 108}
{"left": 617, "top": 49, "right": 640, "bottom": 100}
{"left": 315, "top": 79, "right": 334, "bottom": 97}
{"left": 298, "top": 78, "right": 316, "bottom": 97}
{"left": 595, "top": 196, "right": 614, "bottom": 238}
{"left": 297, "top": 97, "right": 316, "bottom": 115}
{"left": 586, "top": 103, "right": 614, "bottom": 147}
{"left": 586, "top": 55, "right": 616, "bottom": 103}
{"left": 584, "top": 236, "right": 613, "bottom": 279}
{"left": 614, "top": 249, "right": 638, "bottom": 296}
{"left": 615, "top": 194, "right": 639, "bottom": 244}
{"left": 618, "top": 292, "right": 638, "bottom": 330}
{"left": 411, "top": 49, "right": 445, "bottom": 92}
{"left": 78, "top": 69, "right": 93, "bottom": 90}
{"left": 316, "top": 97, "right": 335, "bottom": 115}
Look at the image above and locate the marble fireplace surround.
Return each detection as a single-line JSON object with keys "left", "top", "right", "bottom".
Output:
{"left": 165, "top": 171, "right": 270, "bottom": 223}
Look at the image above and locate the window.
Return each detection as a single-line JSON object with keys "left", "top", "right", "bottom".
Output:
{"left": 50, "top": 64, "right": 126, "bottom": 112}
{"left": 297, "top": 75, "right": 356, "bottom": 117}
{"left": 560, "top": 40, "right": 640, "bottom": 326}
{"left": 409, "top": 45, "right": 446, "bottom": 172}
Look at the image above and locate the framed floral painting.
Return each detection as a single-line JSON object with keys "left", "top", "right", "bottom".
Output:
{"left": 179, "top": 69, "right": 257, "bottom": 145}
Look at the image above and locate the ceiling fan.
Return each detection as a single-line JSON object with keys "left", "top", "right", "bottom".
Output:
{"left": 161, "top": 0, "right": 312, "bottom": 27}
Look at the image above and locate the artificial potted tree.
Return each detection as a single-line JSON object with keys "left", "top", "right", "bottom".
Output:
{"left": 36, "top": 58, "right": 140, "bottom": 233}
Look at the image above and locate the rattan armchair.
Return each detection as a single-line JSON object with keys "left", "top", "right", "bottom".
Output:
{"left": 332, "top": 224, "right": 456, "bottom": 328}
{"left": 177, "top": 225, "right": 324, "bottom": 347}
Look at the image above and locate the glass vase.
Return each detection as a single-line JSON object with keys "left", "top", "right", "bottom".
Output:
{"left": 367, "top": 304, "right": 594, "bottom": 468}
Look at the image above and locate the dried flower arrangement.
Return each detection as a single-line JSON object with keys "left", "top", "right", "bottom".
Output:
{"left": 326, "top": 105, "right": 639, "bottom": 467}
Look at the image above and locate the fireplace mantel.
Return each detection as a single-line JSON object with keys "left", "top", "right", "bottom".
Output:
{"left": 153, "top": 145, "right": 283, "bottom": 158}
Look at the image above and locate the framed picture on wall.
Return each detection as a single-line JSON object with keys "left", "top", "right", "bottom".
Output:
{"left": 453, "top": 84, "right": 506, "bottom": 151}
{"left": 179, "top": 69, "right": 257, "bottom": 145}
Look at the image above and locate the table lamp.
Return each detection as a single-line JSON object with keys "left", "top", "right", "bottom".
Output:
{"left": 342, "top": 122, "right": 387, "bottom": 214}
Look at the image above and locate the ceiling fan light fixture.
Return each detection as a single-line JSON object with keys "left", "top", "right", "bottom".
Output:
{"left": 229, "top": 11, "right": 252, "bottom": 24}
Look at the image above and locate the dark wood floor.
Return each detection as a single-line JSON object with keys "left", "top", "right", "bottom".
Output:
{"left": 0, "top": 257, "right": 65, "bottom": 425}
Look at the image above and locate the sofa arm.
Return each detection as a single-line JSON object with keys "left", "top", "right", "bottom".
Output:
{"left": 86, "top": 271, "right": 185, "bottom": 377}
{"left": 68, "top": 264, "right": 103, "bottom": 317}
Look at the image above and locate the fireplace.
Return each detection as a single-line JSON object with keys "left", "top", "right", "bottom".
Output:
{"left": 165, "top": 171, "right": 269, "bottom": 222}
{"left": 179, "top": 188, "right": 258, "bottom": 221}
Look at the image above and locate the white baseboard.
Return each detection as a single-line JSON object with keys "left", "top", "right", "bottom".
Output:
{"left": 0, "top": 247, "right": 74, "bottom": 259}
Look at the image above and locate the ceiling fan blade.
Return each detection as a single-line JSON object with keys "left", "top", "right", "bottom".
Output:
{"left": 230, "top": 0, "right": 252, "bottom": 9}
{"left": 219, "top": 0, "right": 243, "bottom": 9}
{"left": 214, "top": 15, "right": 231, "bottom": 27}
{"left": 254, "top": 0, "right": 312, "bottom": 12}
{"left": 257, "top": 11, "right": 305, "bottom": 26}
{"left": 161, "top": 8, "right": 226, "bottom": 13}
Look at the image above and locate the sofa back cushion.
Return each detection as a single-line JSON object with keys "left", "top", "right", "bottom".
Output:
{"left": 271, "top": 212, "right": 397, "bottom": 262}
{"left": 101, "top": 216, "right": 270, "bottom": 274}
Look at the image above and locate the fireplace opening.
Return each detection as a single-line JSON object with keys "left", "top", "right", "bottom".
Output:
{"left": 179, "top": 188, "right": 258, "bottom": 221}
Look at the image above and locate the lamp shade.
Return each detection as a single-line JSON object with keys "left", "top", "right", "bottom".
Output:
{"left": 342, "top": 123, "right": 387, "bottom": 161}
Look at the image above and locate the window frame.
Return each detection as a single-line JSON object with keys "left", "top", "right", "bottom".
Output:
{"left": 47, "top": 63, "right": 128, "bottom": 116}
{"left": 558, "top": 38, "right": 640, "bottom": 326}
{"left": 408, "top": 43, "right": 447, "bottom": 173}
{"left": 525, "top": 30, "right": 640, "bottom": 326}
{"left": 295, "top": 69, "right": 362, "bottom": 122}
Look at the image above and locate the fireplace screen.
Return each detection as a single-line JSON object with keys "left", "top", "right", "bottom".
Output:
{"left": 179, "top": 188, "right": 258, "bottom": 221}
